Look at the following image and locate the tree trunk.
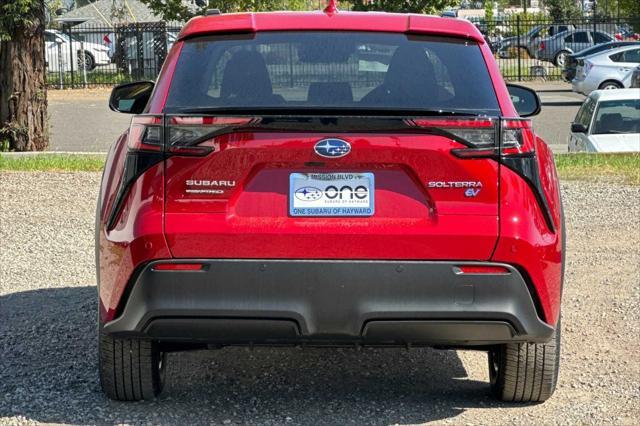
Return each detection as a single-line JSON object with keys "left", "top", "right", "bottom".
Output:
{"left": 0, "top": 4, "right": 48, "bottom": 151}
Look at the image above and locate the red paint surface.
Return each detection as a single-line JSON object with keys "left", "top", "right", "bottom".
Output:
{"left": 163, "top": 132, "right": 500, "bottom": 260}
{"left": 98, "top": 11, "right": 563, "bottom": 327}
{"left": 177, "top": 12, "right": 485, "bottom": 43}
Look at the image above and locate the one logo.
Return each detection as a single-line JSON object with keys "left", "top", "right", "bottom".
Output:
{"left": 295, "top": 186, "right": 323, "bottom": 201}
{"left": 314, "top": 138, "right": 351, "bottom": 158}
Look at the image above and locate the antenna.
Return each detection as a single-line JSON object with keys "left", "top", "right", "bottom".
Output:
{"left": 323, "top": 0, "right": 339, "bottom": 14}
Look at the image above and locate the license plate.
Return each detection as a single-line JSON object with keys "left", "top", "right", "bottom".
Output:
{"left": 289, "top": 172, "right": 375, "bottom": 217}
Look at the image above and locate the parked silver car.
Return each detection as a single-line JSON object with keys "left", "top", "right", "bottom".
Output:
{"left": 572, "top": 44, "right": 640, "bottom": 95}
{"left": 497, "top": 23, "right": 575, "bottom": 59}
{"left": 568, "top": 89, "right": 640, "bottom": 153}
{"left": 536, "top": 29, "right": 615, "bottom": 66}
{"left": 622, "top": 65, "right": 640, "bottom": 88}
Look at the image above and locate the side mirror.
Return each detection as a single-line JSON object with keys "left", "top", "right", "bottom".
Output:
{"left": 507, "top": 84, "right": 541, "bottom": 117}
{"left": 571, "top": 123, "right": 587, "bottom": 133}
{"left": 109, "top": 81, "right": 155, "bottom": 114}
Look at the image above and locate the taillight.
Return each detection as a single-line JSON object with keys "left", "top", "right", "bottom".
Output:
{"left": 409, "top": 118, "right": 535, "bottom": 159}
{"left": 409, "top": 117, "right": 554, "bottom": 232}
{"left": 539, "top": 41, "right": 545, "bottom": 50}
{"left": 106, "top": 114, "right": 165, "bottom": 230}
{"left": 501, "top": 118, "right": 535, "bottom": 155}
{"left": 499, "top": 119, "right": 555, "bottom": 232}
{"left": 167, "top": 116, "right": 260, "bottom": 156}
{"left": 127, "top": 115, "right": 163, "bottom": 151}
{"left": 406, "top": 117, "right": 498, "bottom": 158}
{"left": 584, "top": 61, "right": 593, "bottom": 76}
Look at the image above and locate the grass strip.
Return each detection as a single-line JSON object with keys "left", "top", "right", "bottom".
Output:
{"left": 555, "top": 153, "right": 640, "bottom": 185}
{"left": 0, "top": 154, "right": 107, "bottom": 172}
{"left": 0, "top": 153, "right": 638, "bottom": 184}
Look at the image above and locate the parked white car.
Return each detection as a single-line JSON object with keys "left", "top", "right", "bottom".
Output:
{"left": 568, "top": 89, "right": 640, "bottom": 152}
{"left": 44, "top": 29, "right": 111, "bottom": 72}
{"left": 572, "top": 44, "right": 640, "bottom": 95}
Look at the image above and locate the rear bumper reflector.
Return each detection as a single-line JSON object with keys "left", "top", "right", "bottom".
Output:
{"left": 454, "top": 265, "right": 511, "bottom": 275}
{"left": 152, "top": 263, "right": 205, "bottom": 271}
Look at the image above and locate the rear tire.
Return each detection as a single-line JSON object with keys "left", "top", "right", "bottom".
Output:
{"left": 99, "top": 328, "right": 165, "bottom": 401}
{"left": 554, "top": 50, "right": 570, "bottom": 67}
{"left": 488, "top": 319, "right": 561, "bottom": 402}
{"left": 77, "top": 51, "right": 95, "bottom": 71}
{"left": 598, "top": 80, "right": 622, "bottom": 90}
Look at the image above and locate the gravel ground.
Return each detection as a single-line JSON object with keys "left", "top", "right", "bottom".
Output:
{"left": 0, "top": 172, "right": 638, "bottom": 425}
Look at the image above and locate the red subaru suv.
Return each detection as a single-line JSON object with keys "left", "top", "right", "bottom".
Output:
{"left": 98, "top": 9, "right": 564, "bottom": 402}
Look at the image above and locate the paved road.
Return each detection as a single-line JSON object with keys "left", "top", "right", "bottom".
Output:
{"left": 48, "top": 91, "right": 130, "bottom": 152}
{"left": 47, "top": 86, "right": 584, "bottom": 154}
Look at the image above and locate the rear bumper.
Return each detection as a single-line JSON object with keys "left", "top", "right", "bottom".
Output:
{"left": 571, "top": 78, "right": 590, "bottom": 95}
{"left": 103, "top": 260, "right": 554, "bottom": 346}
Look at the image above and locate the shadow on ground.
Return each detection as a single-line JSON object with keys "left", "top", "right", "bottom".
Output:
{"left": 0, "top": 287, "right": 517, "bottom": 424}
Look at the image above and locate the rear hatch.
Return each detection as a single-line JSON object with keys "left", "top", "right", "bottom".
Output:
{"left": 161, "top": 31, "right": 504, "bottom": 260}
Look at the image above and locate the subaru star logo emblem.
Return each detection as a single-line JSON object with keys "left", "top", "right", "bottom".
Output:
{"left": 314, "top": 138, "right": 351, "bottom": 158}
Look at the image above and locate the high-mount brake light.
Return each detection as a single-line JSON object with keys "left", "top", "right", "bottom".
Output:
{"left": 167, "top": 116, "right": 260, "bottom": 156}
{"left": 127, "top": 115, "right": 163, "bottom": 151}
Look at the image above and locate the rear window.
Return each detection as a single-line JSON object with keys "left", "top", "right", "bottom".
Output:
{"left": 165, "top": 32, "right": 500, "bottom": 115}
{"left": 592, "top": 99, "right": 640, "bottom": 135}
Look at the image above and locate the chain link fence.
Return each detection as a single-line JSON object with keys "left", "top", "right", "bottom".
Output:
{"left": 45, "top": 18, "right": 639, "bottom": 89}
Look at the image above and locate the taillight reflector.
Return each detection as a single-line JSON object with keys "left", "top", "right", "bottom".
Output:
{"left": 153, "top": 263, "right": 204, "bottom": 271}
{"left": 454, "top": 265, "right": 511, "bottom": 275}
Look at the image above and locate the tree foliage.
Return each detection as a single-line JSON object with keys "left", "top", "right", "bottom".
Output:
{"left": 545, "top": 0, "right": 582, "bottom": 21}
{"left": 352, "top": 0, "right": 456, "bottom": 14}
{"left": 0, "top": 0, "right": 44, "bottom": 41}
{"left": 594, "top": 0, "right": 640, "bottom": 19}
{"left": 139, "top": 0, "right": 457, "bottom": 21}
{"left": 140, "top": 0, "right": 312, "bottom": 22}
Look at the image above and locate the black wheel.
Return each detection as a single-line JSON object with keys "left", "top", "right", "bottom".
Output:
{"left": 599, "top": 80, "right": 622, "bottom": 90}
{"left": 98, "top": 327, "right": 165, "bottom": 401}
{"left": 488, "top": 319, "right": 561, "bottom": 402}
{"left": 77, "top": 51, "right": 95, "bottom": 71}
{"left": 554, "top": 50, "right": 569, "bottom": 67}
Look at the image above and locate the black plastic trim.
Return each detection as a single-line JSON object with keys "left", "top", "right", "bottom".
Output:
{"left": 500, "top": 154, "right": 556, "bottom": 232}
{"left": 105, "top": 150, "right": 164, "bottom": 230}
{"left": 103, "top": 259, "right": 554, "bottom": 346}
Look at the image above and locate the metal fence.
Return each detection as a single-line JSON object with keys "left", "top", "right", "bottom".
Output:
{"left": 45, "top": 22, "right": 181, "bottom": 89}
{"left": 473, "top": 17, "right": 640, "bottom": 81}
{"left": 45, "top": 18, "right": 640, "bottom": 89}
